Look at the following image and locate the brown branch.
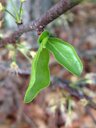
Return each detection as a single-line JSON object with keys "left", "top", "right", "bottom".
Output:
{"left": 0, "top": 21, "right": 37, "bottom": 47}
{"left": 36, "top": 0, "right": 83, "bottom": 30}
{"left": 0, "top": 0, "right": 83, "bottom": 48}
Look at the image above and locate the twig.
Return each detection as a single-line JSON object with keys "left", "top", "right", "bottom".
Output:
{"left": 23, "top": 113, "right": 38, "bottom": 128}
{"left": 52, "top": 77, "right": 96, "bottom": 110}
{"left": 0, "top": 0, "right": 83, "bottom": 48}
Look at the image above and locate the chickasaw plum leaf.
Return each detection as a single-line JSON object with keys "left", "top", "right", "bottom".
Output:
{"left": 24, "top": 30, "right": 83, "bottom": 103}
{"left": 24, "top": 37, "right": 50, "bottom": 103}
{"left": 46, "top": 37, "right": 83, "bottom": 76}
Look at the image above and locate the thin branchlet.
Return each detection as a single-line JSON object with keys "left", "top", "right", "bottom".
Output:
{"left": 0, "top": 0, "right": 83, "bottom": 48}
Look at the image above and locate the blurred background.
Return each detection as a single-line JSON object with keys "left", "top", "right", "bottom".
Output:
{"left": 0, "top": 0, "right": 96, "bottom": 128}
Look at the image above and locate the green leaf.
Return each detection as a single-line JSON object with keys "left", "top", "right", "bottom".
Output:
{"left": 46, "top": 37, "right": 83, "bottom": 76}
{"left": 24, "top": 39, "right": 50, "bottom": 103}
{"left": 24, "top": 30, "right": 83, "bottom": 103}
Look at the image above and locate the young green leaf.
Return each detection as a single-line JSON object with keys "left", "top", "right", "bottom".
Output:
{"left": 24, "top": 40, "right": 50, "bottom": 103}
{"left": 46, "top": 37, "right": 83, "bottom": 76}
{"left": 24, "top": 30, "right": 83, "bottom": 103}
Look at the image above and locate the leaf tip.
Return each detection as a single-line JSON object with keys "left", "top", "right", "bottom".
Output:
{"left": 24, "top": 90, "right": 32, "bottom": 104}
{"left": 24, "top": 95, "right": 30, "bottom": 104}
{"left": 75, "top": 62, "right": 83, "bottom": 77}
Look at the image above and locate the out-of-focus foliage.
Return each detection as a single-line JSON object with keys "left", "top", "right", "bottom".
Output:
{"left": 90, "top": 0, "right": 96, "bottom": 3}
